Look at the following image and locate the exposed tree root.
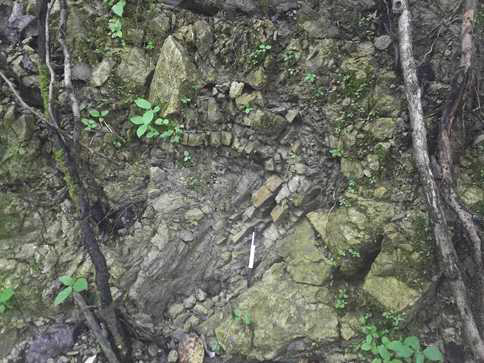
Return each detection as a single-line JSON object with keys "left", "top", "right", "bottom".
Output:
{"left": 395, "top": 0, "right": 484, "bottom": 360}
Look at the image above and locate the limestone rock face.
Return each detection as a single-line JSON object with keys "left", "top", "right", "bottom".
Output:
{"left": 278, "top": 219, "right": 332, "bottom": 286}
{"left": 116, "top": 47, "right": 153, "bottom": 87}
{"left": 307, "top": 195, "right": 395, "bottom": 277}
{"left": 149, "top": 36, "right": 201, "bottom": 116}
{"left": 215, "top": 262, "right": 338, "bottom": 361}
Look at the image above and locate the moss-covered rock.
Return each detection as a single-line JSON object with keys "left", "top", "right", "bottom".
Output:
{"left": 215, "top": 262, "right": 338, "bottom": 360}
{"left": 307, "top": 195, "right": 395, "bottom": 277}
{"left": 278, "top": 219, "right": 332, "bottom": 285}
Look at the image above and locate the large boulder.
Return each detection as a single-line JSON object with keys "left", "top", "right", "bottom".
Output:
{"left": 149, "top": 36, "right": 201, "bottom": 116}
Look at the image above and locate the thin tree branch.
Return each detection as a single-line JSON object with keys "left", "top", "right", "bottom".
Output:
{"left": 45, "top": 0, "right": 57, "bottom": 126}
{"left": 58, "top": 0, "right": 81, "bottom": 158}
{"left": 73, "top": 293, "right": 120, "bottom": 363}
{"left": 396, "top": 0, "right": 484, "bottom": 360}
{"left": 0, "top": 69, "right": 53, "bottom": 127}
{"left": 436, "top": 0, "right": 484, "bottom": 328}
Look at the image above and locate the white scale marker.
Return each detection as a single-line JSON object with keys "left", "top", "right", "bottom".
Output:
{"left": 248, "top": 232, "right": 256, "bottom": 269}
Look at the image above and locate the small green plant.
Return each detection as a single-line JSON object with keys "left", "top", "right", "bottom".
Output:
{"left": 282, "top": 50, "right": 300, "bottom": 65}
{"left": 209, "top": 338, "right": 222, "bottom": 354}
{"left": 54, "top": 276, "right": 88, "bottom": 305}
{"left": 232, "top": 308, "right": 252, "bottom": 327}
{"left": 111, "top": 0, "right": 125, "bottom": 16}
{"left": 344, "top": 247, "right": 361, "bottom": 258}
{"left": 383, "top": 311, "right": 405, "bottom": 330}
{"left": 339, "top": 196, "right": 351, "bottom": 208}
{"left": 335, "top": 288, "right": 348, "bottom": 310}
{"left": 130, "top": 98, "right": 182, "bottom": 143}
{"left": 0, "top": 287, "right": 14, "bottom": 313}
{"left": 182, "top": 150, "right": 192, "bottom": 165}
{"left": 81, "top": 109, "right": 109, "bottom": 132}
{"left": 107, "top": 0, "right": 125, "bottom": 39}
{"left": 180, "top": 96, "right": 191, "bottom": 105}
{"left": 358, "top": 316, "right": 444, "bottom": 363}
{"left": 304, "top": 72, "right": 317, "bottom": 83}
{"left": 108, "top": 18, "right": 123, "bottom": 39}
{"left": 145, "top": 40, "right": 155, "bottom": 49}
{"left": 329, "top": 147, "right": 343, "bottom": 158}
{"left": 249, "top": 43, "right": 272, "bottom": 66}
{"left": 347, "top": 177, "right": 357, "bottom": 193}
{"left": 243, "top": 105, "right": 254, "bottom": 114}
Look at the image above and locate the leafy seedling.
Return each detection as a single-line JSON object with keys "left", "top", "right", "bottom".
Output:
{"left": 54, "top": 276, "right": 88, "bottom": 305}
{"left": 329, "top": 148, "right": 343, "bottom": 158}
{"left": 111, "top": 0, "right": 125, "bottom": 17}
{"left": 249, "top": 43, "right": 272, "bottom": 65}
{"left": 244, "top": 105, "right": 254, "bottom": 114}
{"left": 0, "top": 288, "right": 14, "bottom": 313}
{"left": 130, "top": 98, "right": 183, "bottom": 143}
{"left": 304, "top": 72, "right": 317, "bottom": 82}
{"left": 180, "top": 96, "right": 191, "bottom": 105}
{"left": 81, "top": 109, "right": 109, "bottom": 132}
{"left": 108, "top": 18, "right": 123, "bottom": 39}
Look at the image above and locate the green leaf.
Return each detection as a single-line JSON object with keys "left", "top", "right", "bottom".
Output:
{"left": 130, "top": 116, "right": 144, "bottom": 125}
{"left": 81, "top": 118, "right": 97, "bottom": 130}
{"left": 142, "top": 111, "right": 154, "bottom": 124}
{"left": 232, "top": 309, "right": 241, "bottom": 320}
{"left": 0, "top": 288, "right": 14, "bottom": 303}
{"left": 371, "top": 359, "right": 381, "bottom": 363}
{"left": 415, "top": 352, "right": 425, "bottom": 363}
{"left": 89, "top": 110, "right": 100, "bottom": 118}
{"left": 378, "top": 345, "right": 391, "bottom": 361}
{"left": 137, "top": 124, "right": 148, "bottom": 138}
{"left": 0, "top": 304, "right": 5, "bottom": 313}
{"left": 73, "top": 278, "right": 88, "bottom": 292}
{"left": 59, "top": 276, "right": 75, "bottom": 286}
{"left": 152, "top": 106, "right": 160, "bottom": 113}
{"left": 423, "top": 346, "right": 443, "bottom": 361}
{"left": 160, "top": 129, "right": 174, "bottom": 139}
{"left": 382, "top": 337, "right": 391, "bottom": 347}
{"left": 111, "top": 0, "right": 125, "bottom": 16}
{"left": 388, "top": 341, "right": 413, "bottom": 358}
{"left": 146, "top": 128, "right": 160, "bottom": 138}
{"left": 101, "top": 110, "right": 109, "bottom": 117}
{"left": 404, "top": 336, "right": 420, "bottom": 351}
{"left": 54, "top": 286, "right": 73, "bottom": 305}
{"left": 135, "top": 98, "right": 152, "bottom": 110}
{"left": 389, "top": 360, "right": 402, "bottom": 363}
{"left": 361, "top": 342, "right": 372, "bottom": 351}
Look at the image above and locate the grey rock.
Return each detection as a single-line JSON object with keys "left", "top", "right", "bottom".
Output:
{"left": 195, "top": 288, "right": 207, "bottom": 302}
{"left": 180, "top": 230, "right": 194, "bottom": 242}
{"left": 90, "top": 59, "right": 114, "bottom": 87}
{"left": 229, "top": 81, "right": 245, "bottom": 99}
{"left": 25, "top": 324, "right": 76, "bottom": 363}
{"left": 149, "top": 36, "right": 201, "bottom": 116}
{"left": 168, "top": 303, "right": 185, "bottom": 318}
{"left": 374, "top": 35, "right": 392, "bottom": 50}
{"left": 71, "top": 63, "right": 91, "bottom": 81}
{"left": 183, "top": 295, "right": 197, "bottom": 309}
{"left": 167, "top": 350, "right": 178, "bottom": 363}
{"left": 116, "top": 47, "right": 153, "bottom": 86}
{"left": 285, "top": 109, "right": 298, "bottom": 123}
